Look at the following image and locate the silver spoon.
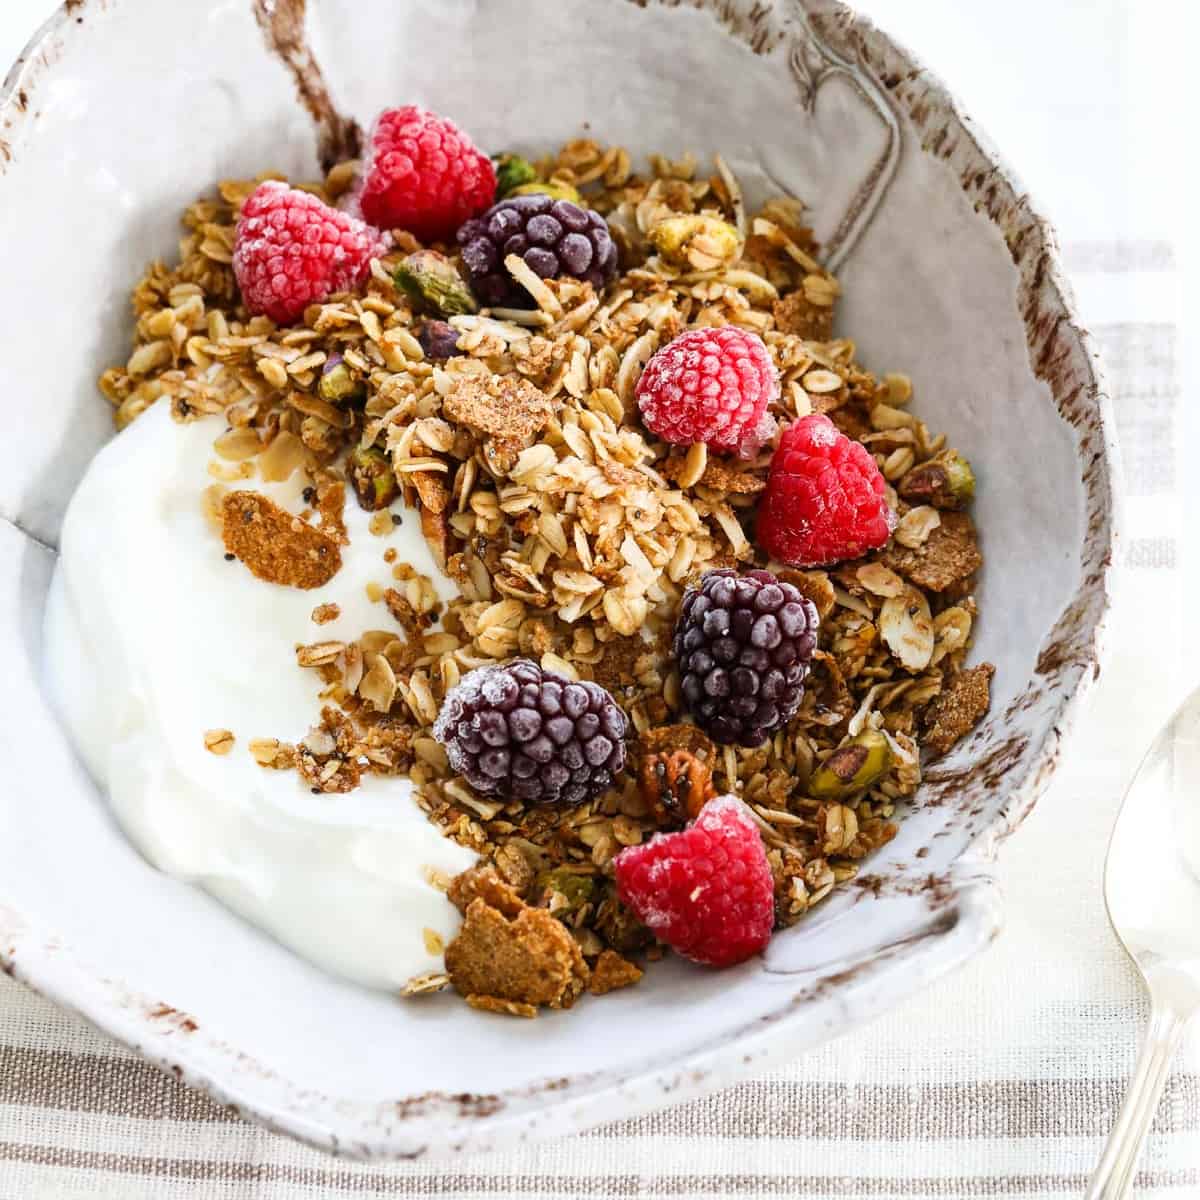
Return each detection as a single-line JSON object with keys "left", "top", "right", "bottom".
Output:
{"left": 1087, "top": 685, "right": 1200, "bottom": 1198}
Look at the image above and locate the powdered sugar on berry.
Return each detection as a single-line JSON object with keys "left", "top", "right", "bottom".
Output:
{"left": 613, "top": 795, "right": 775, "bottom": 967}
{"left": 233, "top": 181, "right": 387, "bottom": 325}
{"left": 636, "top": 326, "right": 779, "bottom": 457}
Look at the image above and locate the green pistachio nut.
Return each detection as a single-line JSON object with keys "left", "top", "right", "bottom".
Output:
{"left": 534, "top": 869, "right": 597, "bottom": 917}
{"left": 393, "top": 250, "right": 478, "bottom": 317}
{"left": 648, "top": 214, "right": 740, "bottom": 268}
{"left": 809, "top": 730, "right": 894, "bottom": 801}
{"left": 317, "top": 353, "right": 363, "bottom": 404}
{"left": 348, "top": 446, "right": 398, "bottom": 512}
{"left": 493, "top": 153, "right": 538, "bottom": 198}
{"left": 509, "top": 180, "right": 584, "bottom": 205}
{"left": 898, "top": 450, "right": 976, "bottom": 510}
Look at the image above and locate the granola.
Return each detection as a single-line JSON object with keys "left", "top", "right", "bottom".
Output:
{"left": 99, "top": 134, "right": 994, "bottom": 1016}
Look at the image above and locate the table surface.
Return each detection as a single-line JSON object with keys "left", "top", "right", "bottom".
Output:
{"left": 3, "top": 1, "right": 1199, "bottom": 1197}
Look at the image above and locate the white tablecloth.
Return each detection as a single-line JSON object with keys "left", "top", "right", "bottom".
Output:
{"left": 2, "top": 1, "right": 1198, "bottom": 1195}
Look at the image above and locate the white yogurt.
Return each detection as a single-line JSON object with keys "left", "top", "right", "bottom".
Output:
{"left": 44, "top": 402, "right": 476, "bottom": 990}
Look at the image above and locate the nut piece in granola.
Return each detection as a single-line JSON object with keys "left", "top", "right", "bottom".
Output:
{"left": 220, "top": 491, "right": 342, "bottom": 589}
{"left": 809, "top": 730, "right": 893, "bottom": 801}
{"left": 922, "top": 663, "right": 995, "bottom": 756}
{"left": 898, "top": 450, "right": 976, "bottom": 511}
{"left": 443, "top": 374, "right": 554, "bottom": 472}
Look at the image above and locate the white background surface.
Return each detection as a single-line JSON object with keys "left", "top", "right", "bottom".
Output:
{"left": 3, "top": 0, "right": 1200, "bottom": 1192}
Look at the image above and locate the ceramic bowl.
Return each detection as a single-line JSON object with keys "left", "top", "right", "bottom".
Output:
{"left": 0, "top": 0, "right": 1116, "bottom": 1158}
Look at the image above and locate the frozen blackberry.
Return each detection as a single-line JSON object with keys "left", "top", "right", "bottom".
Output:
{"left": 456, "top": 194, "right": 619, "bottom": 307}
{"left": 432, "top": 659, "right": 628, "bottom": 806}
{"left": 673, "top": 569, "right": 819, "bottom": 748}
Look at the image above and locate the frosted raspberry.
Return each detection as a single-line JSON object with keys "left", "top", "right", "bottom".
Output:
{"left": 232, "top": 181, "right": 386, "bottom": 325}
{"left": 613, "top": 796, "right": 775, "bottom": 967}
{"left": 356, "top": 106, "right": 495, "bottom": 243}
{"left": 635, "top": 326, "right": 779, "bottom": 457}
{"left": 757, "top": 413, "right": 896, "bottom": 567}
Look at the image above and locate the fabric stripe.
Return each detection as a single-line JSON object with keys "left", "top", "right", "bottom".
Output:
{"left": 1, "top": 1043, "right": 1198, "bottom": 1141}
{"left": 0, "top": 1142, "right": 1198, "bottom": 1197}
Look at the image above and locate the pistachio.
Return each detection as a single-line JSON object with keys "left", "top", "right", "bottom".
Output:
{"left": 648, "top": 213, "right": 740, "bottom": 269}
{"left": 493, "top": 152, "right": 537, "bottom": 198}
{"left": 317, "top": 353, "right": 363, "bottom": 404}
{"left": 394, "top": 251, "right": 478, "bottom": 317}
{"left": 898, "top": 450, "right": 975, "bottom": 510}
{"left": 510, "top": 180, "right": 584, "bottom": 204}
{"left": 417, "top": 319, "right": 465, "bottom": 361}
{"left": 348, "top": 446, "right": 398, "bottom": 512}
{"left": 534, "top": 869, "right": 597, "bottom": 918}
{"left": 809, "top": 730, "right": 894, "bottom": 801}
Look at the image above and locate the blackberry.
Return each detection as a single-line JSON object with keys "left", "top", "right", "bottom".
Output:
{"left": 432, "top": 659, "right": 628, "bottom": 806}
{"left": 456, "top": 194, "right": 619, "bottom": 307}
{"left": 673, "top": 569, "right": 819, "bottom": 748}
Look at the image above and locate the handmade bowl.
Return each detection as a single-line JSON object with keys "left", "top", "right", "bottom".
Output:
{"left": 0, "top": 0, "right": 1116, "bottom": 1158}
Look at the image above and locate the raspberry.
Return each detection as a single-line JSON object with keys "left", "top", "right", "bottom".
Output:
{"left": 613, "top": 795, "right": 774, "bottom": 967}
{"left": 757, "top": 413, "right": 896, "bottom": 567}
{"left": 432, "top": 659, "right": 627, "bottom": 807}
{"left": 232, "top": 181, "right": 386, "bottom": 325}
{"left": 635, "top": 326, "right": 779, "bottom": 456}
{"left": 456, "top": 194, "right": 619, "bottom": 307}
{"left": 674, "top": 568, "right": 818, "bottom": 747}
{"left": 356, "top": 106, "right": 495, "bottom": 243}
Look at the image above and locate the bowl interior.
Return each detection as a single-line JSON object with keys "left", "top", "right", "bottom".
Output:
{"left": 0, "top": 0, "right": 1101, "bottom": 1152}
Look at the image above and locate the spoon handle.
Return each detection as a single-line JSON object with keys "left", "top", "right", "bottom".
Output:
{"left": 1086, "top": 1000, "right": 1190, "bottom": 1199}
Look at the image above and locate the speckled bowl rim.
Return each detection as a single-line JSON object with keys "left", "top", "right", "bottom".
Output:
{"left": 0, "top": 0, "right": 1119, "bottom": 1160}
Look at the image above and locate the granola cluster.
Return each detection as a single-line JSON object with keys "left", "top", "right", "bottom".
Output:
{"left": 100, "top": 138, "right": 992, "bottom": 1014}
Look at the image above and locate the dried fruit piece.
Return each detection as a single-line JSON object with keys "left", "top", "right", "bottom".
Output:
{"left": 898, "top": 450, "right": 976, "bottom": 510}
{"left": 348, "top": 446, "right": 399, "bottom": 511}
{"left": 649, "top": 214, "right": 740, "bottom": 269}
{"left": 394, "top": 250, "right": 478, "bottom": 316}
{"left": 640, "top": 748, "right": 717, "bottom": 826}
{"left": 809, "top": 730, "right": 894, "bottom": 801}
{"left": 416, "top": 319, "right": 465, "bottom": 361}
